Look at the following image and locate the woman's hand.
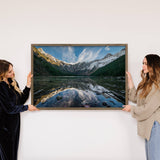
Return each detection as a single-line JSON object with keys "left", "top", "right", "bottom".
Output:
{"left": 27, "top": 72, "right": 33, "bottom": 88}
{"left": 126, "top": 71, "right": 134, "bottom": 89}
{"left": 122, "top": 105, "right": 131, "bottom": 112}
{"left": 28, "top": 105, "right": 39, "bottom": 111}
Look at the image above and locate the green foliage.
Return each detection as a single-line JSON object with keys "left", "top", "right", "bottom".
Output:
{"left": 91, "top": 55, "right": 125, "bottom": 76}
{"left": 34, "top": 53, "right": 64, "bottom": 76}
{"left": 33, "top": 48, "right": 75, "bottom": 76}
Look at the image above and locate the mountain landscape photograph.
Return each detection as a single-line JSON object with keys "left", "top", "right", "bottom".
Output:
{"left": 31, "top": 44, "right": 127, "bottom": 109}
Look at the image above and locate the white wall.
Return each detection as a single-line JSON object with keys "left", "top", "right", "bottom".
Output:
{"left": 0, "top": 0, "right": 160, "bottom": 159}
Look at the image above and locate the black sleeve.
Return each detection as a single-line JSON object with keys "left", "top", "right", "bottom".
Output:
{"left": 15, "top": 80, "right": 31, "bottom": 104}
{"left": 20, "top": 86, "right": 31, "bottom": 104}
{"left": 0, "top": 85, "right": 28, "bottom": 114}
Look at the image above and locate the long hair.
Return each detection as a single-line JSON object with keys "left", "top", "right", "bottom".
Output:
{"left": 137, "top": 54, "right": 160, "bottom": 98}
{"left": 0, "top": 59, "right": 22, "bottom": 94}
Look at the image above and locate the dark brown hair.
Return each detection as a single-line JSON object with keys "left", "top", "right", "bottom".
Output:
{"left": 0, "top": 59, "right": 13, "bottom": 81}
{"left": 137, "top": 54, "right": 160, "bottom": 98}
{"left": 0, "top": 59, "right": 21, "bottom": 94}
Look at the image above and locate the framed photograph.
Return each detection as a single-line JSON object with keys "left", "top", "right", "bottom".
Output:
{"left": 31, "top": 44, "right": 128, "bottom": 110}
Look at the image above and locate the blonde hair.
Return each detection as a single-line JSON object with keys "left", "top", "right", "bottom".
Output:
{"left": 0, "top": 59, "right": 22, "bottom": 94}
{"left": 137, "top": 54, "right": 160, "bottom": 98}
{"left": 11, "top": 79, "right": 22, "bottom": 94}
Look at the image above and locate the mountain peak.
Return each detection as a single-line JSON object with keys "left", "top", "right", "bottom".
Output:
{"left": 104, "top": 53, "right": 113, "bottom": 59}
{"left": 38, "top": 48, "right": 46, "bottom": 54}
{"left": 34, "top": 47, "right": 125, "bottom": 76}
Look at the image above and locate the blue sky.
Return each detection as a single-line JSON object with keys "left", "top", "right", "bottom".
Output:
{"left": 35, "top": 45, "right": 125, "bottom": 64}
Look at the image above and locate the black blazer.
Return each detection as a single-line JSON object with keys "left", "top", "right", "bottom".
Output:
{"left": 0, "top": 79, "right": 30, "bottom": 114}
{"left": 0, "top": 78, "right": 30, "bottom": 160}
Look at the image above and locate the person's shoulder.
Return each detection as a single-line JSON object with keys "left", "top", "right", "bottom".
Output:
{"left": 0, "top": 81, "right": 5, "bottom": 86}
{"left": 152, "top": 83, "right": 160, "bottom": 94}
{"left": 0, "top": 81, "right": 8, "bottom": 90}
{"left": 0, "top": 81, "right": 6, "bottom": 91}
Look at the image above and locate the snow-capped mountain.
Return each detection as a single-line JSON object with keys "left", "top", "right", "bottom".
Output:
{"left": 34, "top": 47, "right": 125, "bottom": 75}
{"left": 36, "top": 48, "right": 68, "bottom": 66}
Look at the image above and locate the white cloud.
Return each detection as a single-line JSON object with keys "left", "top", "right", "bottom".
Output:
{"left": 62, "top": 47, "right": 77, "bottom": 63}
{"left": 77, "top": 48, "right": 101, "bottom": 63}
{"left": 105, "top": 46, "right": 110, "bottom": 51}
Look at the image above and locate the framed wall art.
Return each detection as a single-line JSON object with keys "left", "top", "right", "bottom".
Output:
{"left": 31, "top": 44, "right": 128, "bottom": 110}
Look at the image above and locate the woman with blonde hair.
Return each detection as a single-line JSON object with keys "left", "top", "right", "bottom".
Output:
{"left": 0, "top": 60, "right": 39, "bottom": 160}
{"left": 123, "top": 54, "right": 160, "bottom": 160}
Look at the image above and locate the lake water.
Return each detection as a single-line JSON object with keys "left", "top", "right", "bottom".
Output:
{"left": 33, "top": 76, "right": 125, "bottom": 109}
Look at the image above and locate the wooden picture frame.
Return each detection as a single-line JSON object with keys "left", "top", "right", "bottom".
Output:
{"left": 31, "top": 44, "right": 128, "bottom": 110}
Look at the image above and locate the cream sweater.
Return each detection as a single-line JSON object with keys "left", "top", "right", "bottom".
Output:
{"left": 129, "top": 84, "right": 160, "bottom": 140}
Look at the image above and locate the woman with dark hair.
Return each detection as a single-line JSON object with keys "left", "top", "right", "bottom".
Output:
{"left": 0, "top": 60, "right": 39, "bottom": 160}
{"left": 123, "top": 54, "right": 160, "bottom": 160}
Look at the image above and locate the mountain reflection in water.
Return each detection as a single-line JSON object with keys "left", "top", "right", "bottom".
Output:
{"left": 34, "top": 76, "right": 125, "bottom": 108}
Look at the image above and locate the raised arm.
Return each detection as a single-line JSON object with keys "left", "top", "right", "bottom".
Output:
{"left": 20, "top": 72, "right": 32, "bottom": 104}
{"left": 126, "top": 72, "right": 137, "bottom": 103}
{"left": 0, "top": 87, "right": 28, "bottom": 114}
